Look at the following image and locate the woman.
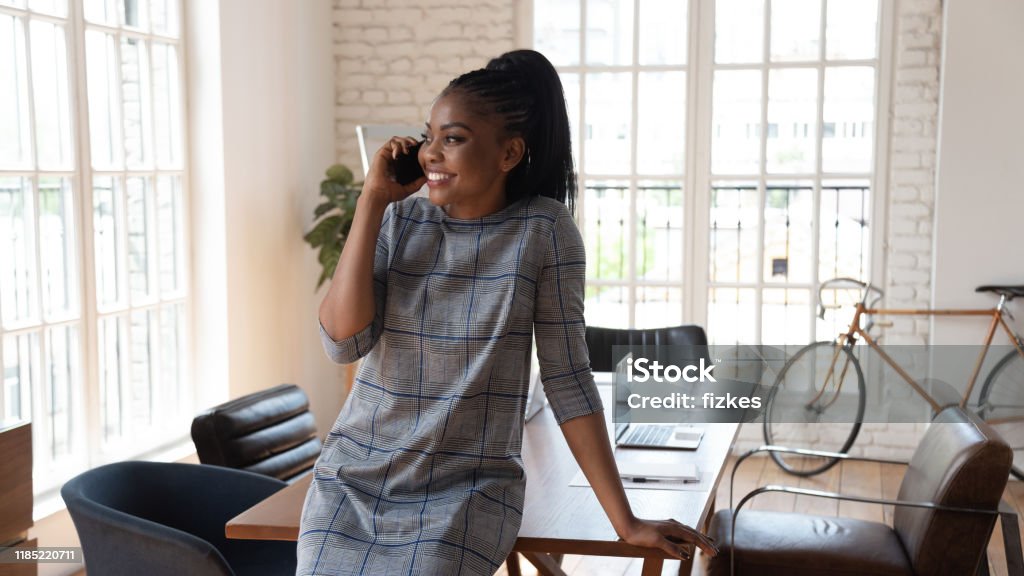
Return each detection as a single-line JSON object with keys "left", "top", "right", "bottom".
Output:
{"left": 300, "top": 49, "right": 717, "bottom": 575}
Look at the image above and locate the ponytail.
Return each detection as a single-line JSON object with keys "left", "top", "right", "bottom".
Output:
{"left": 443, "top": 50, "right": 578, "bottom": 213}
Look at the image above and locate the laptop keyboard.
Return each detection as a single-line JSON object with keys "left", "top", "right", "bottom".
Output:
{"left": 624, "top": 425, "right": 674, "bottom": 446}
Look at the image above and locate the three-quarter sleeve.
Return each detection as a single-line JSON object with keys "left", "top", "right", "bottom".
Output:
{"left": 533, "top": 211, "right": 604, "bottom": 424}
{"left": 319, "top": 202, "right": 395, "bottom": 364}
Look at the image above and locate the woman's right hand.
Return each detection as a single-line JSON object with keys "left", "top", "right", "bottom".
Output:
{"left": 361, "top": 136, "right": 428, "bottom": 209}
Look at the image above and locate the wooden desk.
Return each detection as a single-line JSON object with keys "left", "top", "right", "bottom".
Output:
{"left": 227, "top": 382, "right": 739, "bottom": 576}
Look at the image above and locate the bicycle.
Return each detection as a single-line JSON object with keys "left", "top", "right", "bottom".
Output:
{"left": 762, "top": 277, "right": 1024, "bottom": 478}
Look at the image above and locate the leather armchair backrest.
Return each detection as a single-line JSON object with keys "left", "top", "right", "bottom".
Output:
{"left": 894, "top": 406, "right": 1012, "bottom": 576}
{"left": 584, "top": 325, "right": 709, "bottom": 372}
{"left": 191, "top": 384, "right": 322, "bottom": 482}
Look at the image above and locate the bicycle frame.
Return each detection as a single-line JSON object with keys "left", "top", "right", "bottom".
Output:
{"left": 830, "top": 294, "right": 1024, "bottom": 415}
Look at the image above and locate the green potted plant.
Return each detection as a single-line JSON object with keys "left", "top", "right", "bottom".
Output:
{"left": 304, "top": 164, "right": 362, "bottom": 289}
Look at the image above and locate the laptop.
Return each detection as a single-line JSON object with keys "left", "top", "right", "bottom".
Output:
{"left": 612, "top": 352, "right": 704, "bottom": 450}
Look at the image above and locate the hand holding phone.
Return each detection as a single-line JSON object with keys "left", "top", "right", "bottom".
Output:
{"left": 392, "top": 141, "right": 425, "bottom": 185}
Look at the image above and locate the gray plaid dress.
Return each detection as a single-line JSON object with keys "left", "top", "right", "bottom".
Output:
{"left": 298, "top": 195, "right": 603, "bottom": 575}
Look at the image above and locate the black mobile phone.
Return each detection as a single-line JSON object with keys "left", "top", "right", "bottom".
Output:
{"left": 392, "top": 141, "right": 424, "bottom": 185}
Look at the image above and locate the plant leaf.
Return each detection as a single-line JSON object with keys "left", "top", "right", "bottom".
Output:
{"left": 313, "top": 201, "right": 336, "bottom": 219}
{"left": 304, "top": 214, "right": 342, "bottom": 248}
{"left": 325, "top": 164, "right": 354, "bottom": 185}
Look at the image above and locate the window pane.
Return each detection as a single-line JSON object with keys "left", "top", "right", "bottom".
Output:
{"left": 28, "top": 0, "right": 66, "bottom": 17}
{"left": 120, "top": 0, "right": 148, "bottom": 30}
{"left": 30, "top": 20, "right": 73, "bottom": 170}
{"left": 0, "top": 0, "right": 28, "bottom": 8}
{"left": 86, "top": 30, "right": 121, "bottom": 169}
{"left": 93, "top": 176, "right": 124, "bottom": 308}
{"left": 560, "top": 72, "right": 580, "bottom": 169}
{"left": 584, "top": 72, "right": 632, "bottom": 175}
{"left": 2, "top": 332, "right": 38, "bottom": 426}
{"left": 121, "top": 37, "right": 152, "bottom": 168}
{"left": 84, "top": 0, "right": 117, "bottom": 25}
{"left": 584, "top": 182, "right": 629, "bottom": 281}
{"left": 157, "top": 175, "right": 182, "bottom": 295}
{"left": 637, "top": 71, "right": 685, "bottom": 175}
{"left": 762, "top": 288, "right": 809, "bottom": 344}
{"left": 708, "top": 287, "right": 756, "bottom": 344}
{"left": 127, "top": 176, "right": 153, "bottom": 302}
{"left": 98, "top": 315, "right": 125, "bottom": 442}
{"left": 709, "top": 183, "right": 758, "bottom": 283}
{"left": 585, "top": 285, "right": 628, "bottom": 329}
{"left": 0, "top": 15, "right": 31, "bottom": 168}
{"left": 159, "top": 303, "right": 183, "bottom": 419}
{"left": 0, "top": 177, "right": 39, "bottom": 327}
{"left": 715, "top": 0, "right": 764, "bottom": 64}
{"left": 44, "top": 323, "right": 79, "bottom": 459}
{"left": 586, "top": 0, "right": 633, "bottom": 65}
{"left": 636, "top": 183, "right": 683, "bottom": 282}
{"left": 151, "top": 42, "right": 181, "bottom": 168}
{"left": 767, "top": 68, "right": 817, "bottom": 174}
{"left": 769, "top": 0, "right": 821, "bottom": 62}
{"left": 711, "top": 70, "right": 761, "bottom": 175}
{"left": 129, "top": 309, "right": 154, "bottom": 430}
{"left": 826, "top": 0, "right": 878, "bottom": 60}
{"left": 39, "top": 177, "right": 77, "bottom": 320}
{"left": 818, "top": 181, "right": 870, "bottom": 282}
{"left": 638, "top": 0, "right": 686, "bottom": 65}
{"left": 763, "top": 183, "right": 813, "bottom": 283}
{"left": 150, "top": 0, "right": 179, "bottom": 37}
{"left": 636, "top": 287, "right": 682, "bottom": 329}
{"left": 534, "top": 0, "right": 579, "bottom": 66}
{"left": 822, "top": 67, "right": 874, "bottom": 173}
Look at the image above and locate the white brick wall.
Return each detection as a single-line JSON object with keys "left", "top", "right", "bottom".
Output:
{"left": 332, "top": 0, "right": 516, "bottom": 170}
{"left": 882, "top": 0, "right": 943, "bottom": 347}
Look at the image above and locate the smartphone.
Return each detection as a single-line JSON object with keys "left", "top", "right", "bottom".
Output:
{"left": 392, "top": 141, "right": 424, "bottom": 185}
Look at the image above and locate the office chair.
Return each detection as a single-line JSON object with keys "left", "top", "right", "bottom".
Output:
{"left": 191, "top": 384, "right": 321, "bottom": 483}
{"left": 703, "top": 405, "right": 1022, "bottom": 576}
{"left": 61, "top": 461, "right": 297, "bottom": 576}
{"left": 584, "top": 324, "right": 709, "bottom": 372}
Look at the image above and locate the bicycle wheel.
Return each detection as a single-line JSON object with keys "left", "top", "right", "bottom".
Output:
{"left": 764, "top": 341, "right": 866, "bottom": 476}
{"left": 978, "top": 348, "right": 1024, "bottom": 480}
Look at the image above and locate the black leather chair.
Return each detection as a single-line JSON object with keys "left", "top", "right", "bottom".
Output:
{"left": 703, "top": 406, "right": 1023, "bottom": 576}
{"left": 61, "top": 461, "right": 297, "bottom": 576}
{"left": 191, "top": 384, "right": 321, "bottom": 483}
{"left": 584, "top": 324, "right": 709, "bottom": 372}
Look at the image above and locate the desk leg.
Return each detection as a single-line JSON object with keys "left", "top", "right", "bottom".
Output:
{"left": 505, "top": 552, "right": 522, "bottom": 576}
{"left": 520, "top": 552, "right": 569, "bottom": 576}
{"left": 640, "top": 557, "right": 664, "bottom": 576}
{"left": 677, "top": 553, "right": 695, "bottom": 576}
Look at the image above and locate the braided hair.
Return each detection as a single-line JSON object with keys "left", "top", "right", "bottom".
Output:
{"left": 442, "top": 50, "right": 577, "bottom": 213}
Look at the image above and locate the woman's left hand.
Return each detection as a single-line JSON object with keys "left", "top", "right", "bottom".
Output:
{"left": 618, "top": 517, "right": 718, "bottom": 561}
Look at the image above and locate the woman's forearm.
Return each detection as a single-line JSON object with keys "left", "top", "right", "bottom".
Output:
{"left": 558, "top": 411, "right": 638, "bottom": 539}
{"left": 318, "top": 194, "right": 389, "bottom": 341}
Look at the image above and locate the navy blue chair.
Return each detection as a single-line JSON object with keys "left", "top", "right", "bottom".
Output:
{"left": 61, "top": 461, "right": 297, "bottom": 576}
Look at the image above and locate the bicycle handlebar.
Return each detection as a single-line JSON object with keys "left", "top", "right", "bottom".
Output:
{"left": 817, "top": 277, "right": 886, "bottom": 319}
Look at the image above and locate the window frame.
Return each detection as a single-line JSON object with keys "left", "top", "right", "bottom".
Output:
{"left": 524, "top": 0, "right": 894, "bottom": 344}
{"left": 0, "top": 0, "right": 192, "bottom": 499}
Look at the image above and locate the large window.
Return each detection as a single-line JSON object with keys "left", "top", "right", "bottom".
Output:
{"left": 535, "top": 0, "right": 885, "bottom": 344}
{"left": 0, "top": 0, "right": 188, "bottom": 495}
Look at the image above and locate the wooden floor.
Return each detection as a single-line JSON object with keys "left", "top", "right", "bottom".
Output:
{"left": 496, "top": 454, "right": 1024, "bottom": 576}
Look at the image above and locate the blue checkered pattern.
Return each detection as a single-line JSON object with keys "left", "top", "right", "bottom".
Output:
{"left": 298, "top": 196, "right": 603, "bottom": 575}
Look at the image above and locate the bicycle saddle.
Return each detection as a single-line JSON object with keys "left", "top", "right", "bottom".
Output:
{"left": 975, "top": 285, "right": 1024, "bottom": 300}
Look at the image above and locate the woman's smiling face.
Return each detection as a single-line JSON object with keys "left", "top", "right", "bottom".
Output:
{"left": 419, "top": 92, "right": 524, "bottom": 219}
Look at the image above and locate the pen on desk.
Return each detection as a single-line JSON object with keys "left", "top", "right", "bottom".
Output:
{"left": 621, "top": 476, "right": 699, "bottom": 484}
